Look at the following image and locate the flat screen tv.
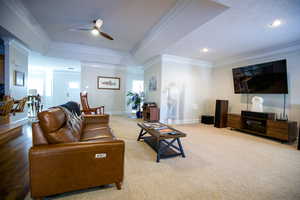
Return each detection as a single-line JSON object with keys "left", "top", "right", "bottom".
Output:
{"left": 232, "top": 59, "right": 288, "bottom": 94}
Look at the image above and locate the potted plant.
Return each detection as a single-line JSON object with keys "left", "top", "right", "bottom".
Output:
{"left": 127, "top": 91, "right": 143, "bottom": 118}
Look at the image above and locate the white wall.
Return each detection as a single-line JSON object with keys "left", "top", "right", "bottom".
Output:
{"left": 161, "top": 60, "right": 213, "bottom": 124}
{"left": 144, "top": 59, "right": 162, "bottom": 105}
{"left": 211, "top": 50, "right": 300, "bottom": 124}
{"left": 144, "top": 55, "right": 213, "bottom": 124}
{"left": 81, "top": 64, "right": 143, "bottom": 115}
{"left": 4, "top": 40, "right": 28, "bottom": 99}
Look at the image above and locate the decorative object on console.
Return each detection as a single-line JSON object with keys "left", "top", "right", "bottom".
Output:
{"left": 276, "top": 112, "right": 288, "bottom": 121}
{"left": 251, "top": 96, "right": 264, "bottom": 112}
{"left": 14, "top": 70, "right": 25, "bottom": 86}
{"left": 201, "top": 115, "right": 214, "bottom": 124}
{"left": 80, "top": 92, "right": 104, "bottom": 114}
{"left": 214, "top": 100, "right": 228, "bottom": 128}
{"left": 142, "top": 102, "right": 160, "bottom": 122}
{"left": 97, "top": 76, "right": 120, "bottom": 90}
{"left": 227, "top": 111, "right": 297, "bottom": 142}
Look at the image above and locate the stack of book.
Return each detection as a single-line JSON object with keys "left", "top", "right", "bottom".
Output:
{"left": 143, "top": 122, "right": 178, "bottom": 135}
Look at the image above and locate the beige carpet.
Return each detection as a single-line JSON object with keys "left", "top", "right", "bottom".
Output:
{"left": 26, "top": 115, "right": 300, "bottom": 200}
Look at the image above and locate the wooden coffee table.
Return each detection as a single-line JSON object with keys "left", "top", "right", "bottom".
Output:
{"left": 137, "top": 122, "right": 186, "bottom": 162}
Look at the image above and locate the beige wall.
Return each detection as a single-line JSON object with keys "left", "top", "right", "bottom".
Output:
{"left": 81, "top": 64, "right": 143, "bottom": 114}
{"left": 160, "top": 60, "right": 213, "bottom": 124}
{"left": 211, "top": 50, "right": 300, "bottom": 124}
{"left": 144, "top": 56, "right": 213, "bottom": 124}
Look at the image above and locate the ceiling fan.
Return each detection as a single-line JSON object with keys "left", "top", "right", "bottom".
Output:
{"left": 70, "top": 19, "right": 114, "bottom": 40}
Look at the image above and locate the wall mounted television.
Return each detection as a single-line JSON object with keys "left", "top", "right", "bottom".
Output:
{"left": 232, "top": 59, "right": 288, "bottom": 94}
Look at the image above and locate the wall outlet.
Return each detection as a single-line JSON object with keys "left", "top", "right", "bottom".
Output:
{"left": 95, "top": 153, "right": 107, "bottom": 159}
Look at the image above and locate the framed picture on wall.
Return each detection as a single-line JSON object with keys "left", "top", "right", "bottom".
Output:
{"left": 14, "top": 70, "right": 25, "bottom": 86}
{"left": 97, "top": 76, "right": 120, "bottom": 90}
{"left": 149, "top": 76, "right": 157, "bottom": 91}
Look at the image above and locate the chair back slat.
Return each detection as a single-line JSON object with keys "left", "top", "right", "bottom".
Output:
{"left": 80, "top": 92, "right": 91, "bottom": 114}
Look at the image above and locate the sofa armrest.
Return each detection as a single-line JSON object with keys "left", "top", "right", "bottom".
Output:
{"left": 83, "top": 114, "right": 109, "bottom": 125}
{"left": 29, "top": 140, "right": 124, "bottom": 198}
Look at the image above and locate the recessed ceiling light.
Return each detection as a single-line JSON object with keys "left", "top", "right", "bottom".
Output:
{"left": 91, "top": 28, "right": 99, "bottom": 36}
{"left": 202, "top": 48, "right": 209, "bottom": 53}
{"left": 269, "top": 19, "right": 282, "bottom": 28}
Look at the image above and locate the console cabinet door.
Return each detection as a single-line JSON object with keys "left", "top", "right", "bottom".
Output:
{"left": 267, "top": 120, "right": 288, "bottom": 141}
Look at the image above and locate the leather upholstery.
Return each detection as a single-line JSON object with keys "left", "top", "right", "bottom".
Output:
{"left": 29, "top": 106, "right": 124, "bottom": 199}
{"left": 32, "top": 122, "right": 48, "bottom": 145}
{"left": 38, "top": 108, "right": 66, "bottom": 133}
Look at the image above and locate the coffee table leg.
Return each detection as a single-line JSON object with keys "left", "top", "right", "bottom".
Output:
{"left": 177, "top": 138, "right": 185, "bottom": 158}
{"left": 137, "top": 128, "right": 144, "bottom": 141}
{"left": 156, "top": 140, "right": 161, "bottom": 163}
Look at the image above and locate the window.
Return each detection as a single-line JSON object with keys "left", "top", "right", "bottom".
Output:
{"left": 28, "top": 78, "right": 44, "bottom": 96}
{"left": 68, "top": 81, "right": 79, "bottom": 89}
{"left": 132, "top": 80, "right": 144, "bottom": 93}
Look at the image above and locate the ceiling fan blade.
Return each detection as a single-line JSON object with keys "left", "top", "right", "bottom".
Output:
{"left": 100, "top": 32, "right": 114, "bottom": 40}
{"left": 75, "top": 28, "right": 93, "bottom": 31}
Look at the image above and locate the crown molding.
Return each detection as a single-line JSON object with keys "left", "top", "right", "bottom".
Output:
{"left": 162, "top": 54, "right": 213, "bottom": 67}
{"left": 46, "top": 42, "right": 128, "bottom": 65}
{"left": 131, "top": 0, "right": 190, "bottom": 56}
{"left": 82, "top": 61, "right": 144, "bottom": 74}
{"left": 143, "top": 55, "right": 162, "bottom": 70}
{"left": 10, "top": 39, "right": 30, "bottom": 54}
{"left": 131, "top": 0, "right": 228, "bottom": 63}
{"left": 214, "top": 40, "right": 300, "bottom": 67}
{"left": 2, "top": 0, "right": 50, "bottom": 52}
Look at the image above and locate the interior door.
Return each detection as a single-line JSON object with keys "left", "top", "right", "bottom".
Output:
{"left": 52, "top": 71, "right": 80, "bottom": 106}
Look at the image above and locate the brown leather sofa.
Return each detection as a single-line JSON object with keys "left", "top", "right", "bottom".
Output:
{"left": 29, "top": 107, "right": 125, "bottom": 199}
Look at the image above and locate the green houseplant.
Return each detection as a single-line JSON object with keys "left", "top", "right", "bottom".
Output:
{"left": 127, "top": 91, "right": 143, "bottom": 118}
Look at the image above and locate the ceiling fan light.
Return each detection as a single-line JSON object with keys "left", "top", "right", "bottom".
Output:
{"left": 91, "top": 28, "right": 99, "bottom": 36}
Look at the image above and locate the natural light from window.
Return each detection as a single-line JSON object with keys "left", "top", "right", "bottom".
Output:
{"left": 132, "top": 80, "right": 144, "bottom": 93}
{"left": 68, "top": 81, "right": 80, "bottom": 89}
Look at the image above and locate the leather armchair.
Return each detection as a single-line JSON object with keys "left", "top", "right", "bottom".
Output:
{"left": 29, "top": 106, "right": 124, "bottom": 199}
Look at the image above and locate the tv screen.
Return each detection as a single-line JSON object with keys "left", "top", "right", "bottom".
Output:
{"left": 232, "top": 60, "right": 288, "bottom": 94}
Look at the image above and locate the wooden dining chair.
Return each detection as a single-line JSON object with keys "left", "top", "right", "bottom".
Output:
{"left": 80, "top": 92, "right": 104, "bottom": 114}
{"left": 0, "top": 99, "right": 14, "bottom": 118}
{"left": 12, "top": 97, "right": 27, "bottom": 115}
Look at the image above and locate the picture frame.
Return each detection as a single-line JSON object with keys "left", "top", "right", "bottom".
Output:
{"left": 149, "top": 76, "right": 157, "bottom": 91}
{"left": 14, "top": 70, "right": 25, "bottom": 86}
{"left": 97, "top": 76, "right": 120, "bottom": 90}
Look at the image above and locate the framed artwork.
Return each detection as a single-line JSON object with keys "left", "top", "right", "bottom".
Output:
{"left": 14, "top": 70, "right": 25, "bottom": 86}
{"left": 97, "top": 76, "right": 120, "bottom": 90}
{"left": 149, "top": 76, "right": 157, "bottom": 91}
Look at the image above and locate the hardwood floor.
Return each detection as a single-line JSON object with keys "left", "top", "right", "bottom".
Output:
{"left": 0, "top": 124, "right": 32, "bottom": 200}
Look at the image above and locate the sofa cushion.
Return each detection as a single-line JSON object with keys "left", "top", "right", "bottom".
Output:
{"left": 81, "top": 125, "right": 115, "bottom": 142}
{"left": 47, "top": 124, "right": 78, "bottom": 144}
{"left": 38, "top": 108, "right": 66, "bottom": 133}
